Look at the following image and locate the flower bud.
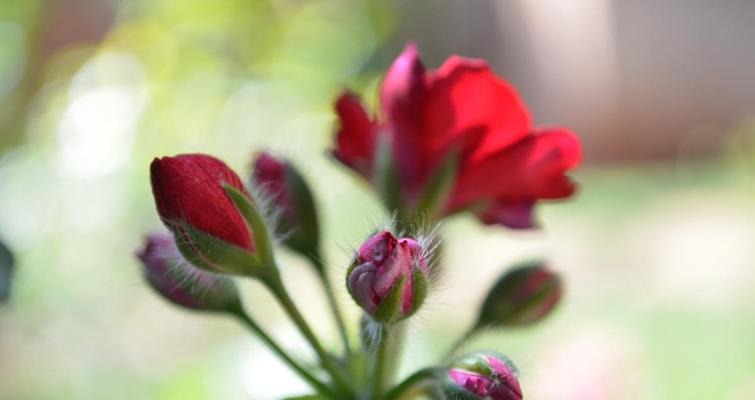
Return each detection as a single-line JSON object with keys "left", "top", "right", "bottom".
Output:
{"left": 150, "top": 154, "right": 258, "bottom": 274}
{"left": 477, "top": 261, "right": 561, "bottom": 328}
{"left": 443, "top": 353, "right": 522, "bottom": 400}
{"left": 136, "top": 231, "right": 241, "bottom": 312}
{"left": 251, "top": 151, "right": 320, "bottom": 261}
{"left": 346, "top": 231, "right": 429, "bottom": 323}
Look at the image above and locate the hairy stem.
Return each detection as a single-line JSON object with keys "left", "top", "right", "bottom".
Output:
{"left": 385, "top": 367, "right": 438, "bottom": 400}
{"left": 309, "top": 252, "right": 352, "bottom": 358}
{"left": 370, "top": 324, "right": 391, "bottom": 399}
{"left": 264, "top": 274, "right": 355, "bottom": 397}
{"left": 233, "top": 308, "right": 335, "bottom": 396}
{"left": 443, "top": 327, "right": 475, "bottom": 361}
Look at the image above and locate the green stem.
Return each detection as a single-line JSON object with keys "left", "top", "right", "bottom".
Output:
{"left": 385, "top": 368, "right": 438, "bottom": 400}
{"left": 309, "top": 253, "right": 352, "bottom": 358}
{"left": 443, "top": 327, "right": 475, "bottom": 361}
{"left": 370, "top": 324, "right": 391, "bottom": 399}
{"left": 233, "top": 308, "right": 335, "bottom": 397}
{"left": 264, "top": 274, "right": 355, "bottom": 397}
{"left": 384, "top": 322, "right": 407, "bottom": 385}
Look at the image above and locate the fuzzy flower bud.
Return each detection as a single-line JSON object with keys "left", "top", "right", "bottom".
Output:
{"left": 136, "top": 231, "right": 241, "bottom": 312}
{"left": 443, "top": 353, "right": 522, "bottom": 400}
{"left": 150, "top": 154, "right": 262, "bottom": 274}
{"left": 477, "top": 261, "right": 562, "bottom": 328}
{"left": 347, "top": 230, "right": 429, "bottom": 323}
{"left": 251, "top": 151, "right": 320, "bottom": 261}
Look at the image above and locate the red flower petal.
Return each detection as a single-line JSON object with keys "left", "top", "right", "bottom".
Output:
{"left": 150, "top": 154, "right": 254, "bottom": 251}
{"left": 424, "top": 56, "right": 531, "bottom": 167}
{"left": 333, "top": 91, "right": 376, "bottom": 178}
{"left": 477, "top": 200, "right": 536, "bottom": 229}
{"left": 447, "top": 128, "right": 581, "bottom": 212}
{"left": 380, "top": 43, "right": 428, "bottom": 193}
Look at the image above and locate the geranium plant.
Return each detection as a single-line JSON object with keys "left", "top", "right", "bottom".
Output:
{"left": 137, "top": 44, "right": 580, "bottom": 399}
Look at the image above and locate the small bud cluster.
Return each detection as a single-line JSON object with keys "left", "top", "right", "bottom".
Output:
{"left": 136, "top": 42, "right": 580, "bottom": 399}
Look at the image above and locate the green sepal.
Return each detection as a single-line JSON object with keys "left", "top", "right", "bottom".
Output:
{"left": 173, "top": 222, "right": 262, "bottom": 275}
{"left": 373, "top": 274, "right": 406, "bottom": 323}
{"left": 414, "top": 150, "right": 458, "bottom": 223}
{"left": 439, "top": 384, "right": 483, "bottom": 400}
{"left": 283, "top": 164, "right": 321, "bottom": 265}
{"left": 406, "top": 268, "right": 428, "bottom": 317}
{"left": 223, "top": 185, "right": 275, "bottom": 268}
{"left": 372, "top": 131, "right": 404, "bottom": 218}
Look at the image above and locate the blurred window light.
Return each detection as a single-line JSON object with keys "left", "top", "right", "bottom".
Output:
{"left": 56, "top": 52, "right": 147, "bottom": 180}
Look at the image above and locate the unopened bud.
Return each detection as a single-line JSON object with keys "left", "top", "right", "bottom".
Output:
{"left": 477, "top": 261, "right": 562, "bottom": 328}
{"left": 150, "top": 154, "right": 263, "bottom": 275}
{"left": 443, "top": 353, "right": 522, "bottom": 400}
{"left": 347, "top": 231, "right": 429, "bottom": 323}
{"left": 251, "top": 151, "right": 320, "bottom": 261}
{"left": 136, "top": 232, "right": 241, "bottom": 312}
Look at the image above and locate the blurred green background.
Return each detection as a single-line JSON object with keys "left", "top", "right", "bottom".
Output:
{"left": 1, "top": 0, "right": 754, "bottom": 399}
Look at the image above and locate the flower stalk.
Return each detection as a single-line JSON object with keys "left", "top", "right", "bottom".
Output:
{"left": 232, "top": 307, "right": 335, "bottom": 397}
{"left": 370, "top": 324, "right": 392, "bottom": 399}
{"left": 385, "top": 368, "right": 438, "bottom": 400}
{"left": 307, "top": 252, "right": 353, "bottom": 358}
{"left": 263, "top": 273, "right": 355, "bottom": 397}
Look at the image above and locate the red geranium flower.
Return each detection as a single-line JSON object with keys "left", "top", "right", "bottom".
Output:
{"left": 333, "top": 44, "right": 581, "bottom": 228}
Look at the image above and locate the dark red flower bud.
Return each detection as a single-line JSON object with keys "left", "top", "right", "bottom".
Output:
{"left": 251, "top": 151, "right": 320, "bottom": 260}
{"left": 347, "top": 230, "right": 429, "bottom": 323}
{"left": 477, "top": 261, "right": 562, "bottom": 328}
{"left": 443, "top": 353, "right": 522, "bottom": 400}
{"left": 333, "top": 43, "right": 581, "bottom": 228}
{"left": 151, "top": 154, "right": 256, "bottom": 272}
{"left": 136, "top": 231, "right": 241, "bottom": 312}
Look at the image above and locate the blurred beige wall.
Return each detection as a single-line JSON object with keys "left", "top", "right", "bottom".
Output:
{"left": 395, "top": 0, "right": 755, "bottom": 162}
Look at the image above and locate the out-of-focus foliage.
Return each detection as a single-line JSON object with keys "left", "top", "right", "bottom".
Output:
{"left": 0, "top": 1, "right": 396, "bottom": 398}
{"left": 0, "top": 237, "right": 13, "bottom": 302}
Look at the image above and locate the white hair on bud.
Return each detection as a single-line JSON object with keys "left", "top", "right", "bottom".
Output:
{"left": 362, "top": 316, "right": 386, "bottom": 354}
{"left": 151, "top": 231, "right": 230, "bottom": 299}
{"left": 168, "top": 254, "right": 227, "bottom": 299}
{"left": 246, "top": 175, "right": 287, "bottom": 246}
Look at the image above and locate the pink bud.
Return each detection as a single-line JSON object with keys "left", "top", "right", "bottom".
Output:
{"left": 347, "top": 231, "right": 429, "bottom": 323}
{"left": 136, "top": 231, "right": 240, "bottom": 312}
{"left": 444, "top": 353, "right": 523, "bottom": 400}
